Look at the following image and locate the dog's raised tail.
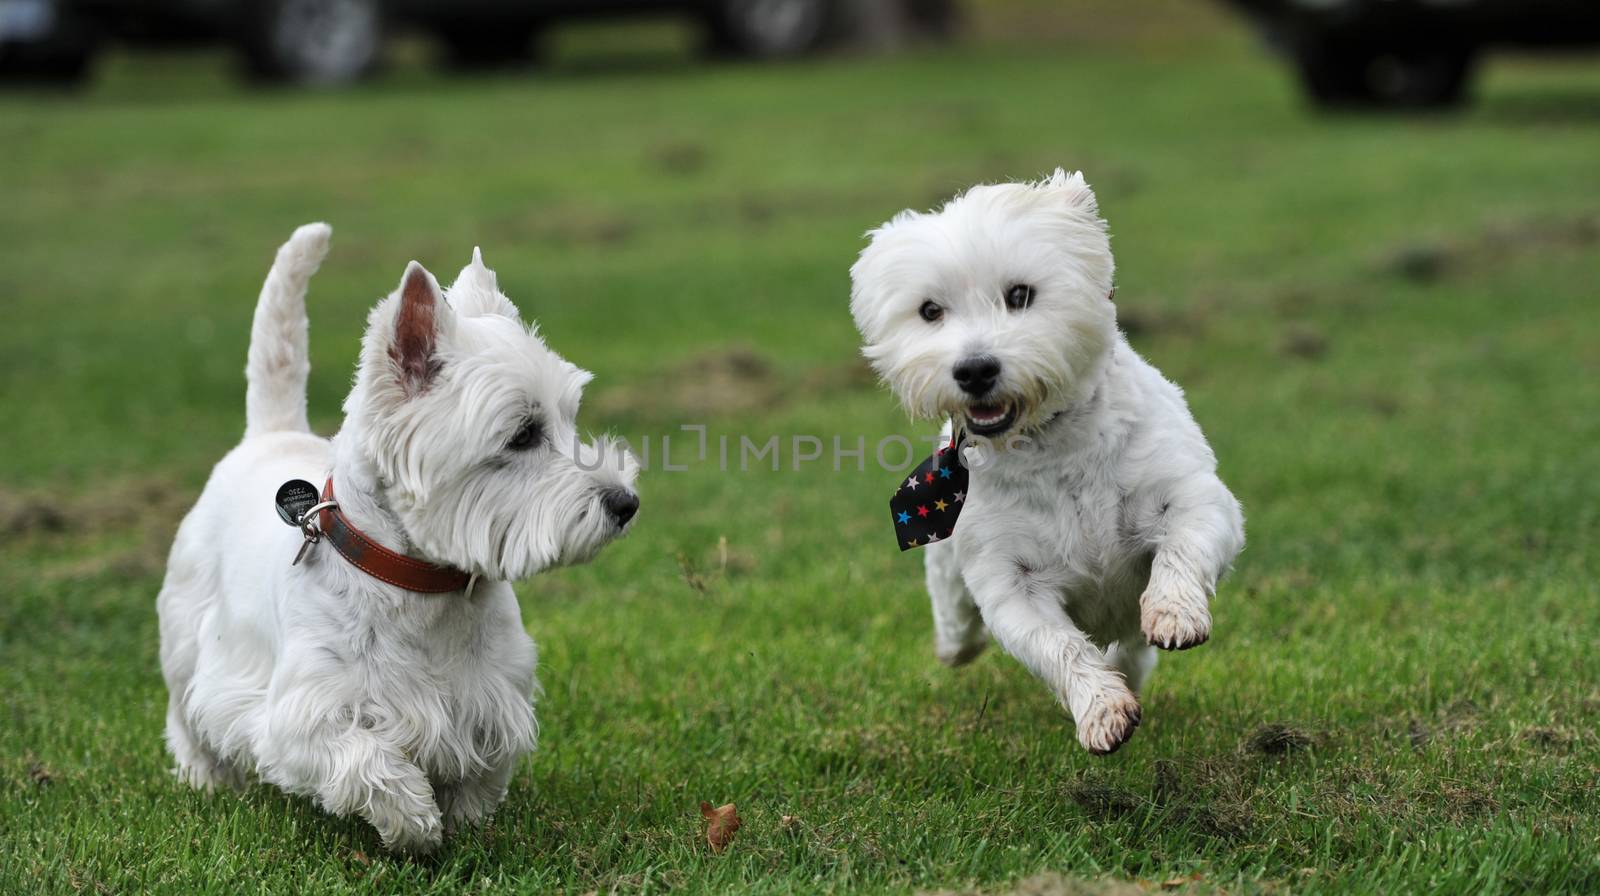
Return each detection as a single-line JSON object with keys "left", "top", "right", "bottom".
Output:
{"left": 244, "top": 222, "right": 331, "bottom": 439}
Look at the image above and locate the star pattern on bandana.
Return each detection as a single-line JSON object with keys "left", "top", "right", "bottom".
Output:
{"left": 888, "top": 432, "right": 970, "bottom": 552}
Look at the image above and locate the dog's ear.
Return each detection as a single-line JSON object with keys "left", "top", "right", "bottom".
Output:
{"left": 1041, "top": 168, "right": 1099, "bottom": 214}
{"left": 391, "top": 261, "right": 447, "bottom": 394}
{"left": 446, "top": 247, "right": 522, "bottom": 320}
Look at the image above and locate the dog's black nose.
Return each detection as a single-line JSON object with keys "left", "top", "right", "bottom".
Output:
{"left": 953, "top": 356, "right": 1002, "bottom": 396}
{"left": 602, "top": 489, "right": 639, "bottom": 527}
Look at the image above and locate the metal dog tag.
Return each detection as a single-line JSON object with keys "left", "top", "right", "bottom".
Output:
{"left": 274, "top": 480, "right": 321, "bottom": 527}
{"left": 275, "top": 479, "right": 324, "bottom": 566}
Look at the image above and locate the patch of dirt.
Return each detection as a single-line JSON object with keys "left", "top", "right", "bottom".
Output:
{"left": 1384, "top": 243, "right": 1453, "bottom": 284}
{"left": 1, "top": 478, "right": 194, "bottom": 583}
{"left": 1245, "top": 724, "right": 1315, "bottom": 756}
{"left": 596, "top": 346, "right": 777, "bottom": 421}
{"left": 489, "top": 206, "right": 637, "bottom": 248}
{"left": 594, "top": 346, "right": 876, "bottom": 423}
{"left": 1523, "top": 726, "right": 1579, "bottom": 753}
{"left": 26, "top": 756, "right": 55, "bottom": 787}
{"left": 1116, "top": 299, "right": 1218, "bottom": 345}
{"left": 1069, "top": 765, "right": 1251, "bottom": 842}
{"left": 1379, "top": 211, "right": 1600, "bottom": 283}
{"left": 1279, "top": 326, "right": 1329, "bottom": 361}
{"left": 1401, "top": 698, "right": 1484, "bottom": 750}
{"left": 1, "top": 478, "right": 191, "bottom": 541}
{"left": 921, "top": 872, "right": 1152, "bottom": 896}
{"left": 1434, "top": 783, "right": 1500, "bottom": 822}
{"left": 647, "top": 140, "right": 710, "bottom": 177}
{"left": 1069, "top": 779, "right": 1141, "bottom": 819}
{"left": 0, "top": 494, "right": 69, "bottom": 536}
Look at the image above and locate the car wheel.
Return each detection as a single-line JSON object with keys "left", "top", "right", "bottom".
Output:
{"left": 902, "top": 0, "right": 959, "bottom": 38}
{"left": 710, "top": 0, "right": 836, "bottom": 58}
{"left": 0, "top": 11, "right": 97, "bottom": 87}
{"left": 1296, "top": 38, "right": 1475, "bottom": 109}
{"left": 240, "top": 0, "right": 382, "bottom": 86}
{"left": 1363, "top": 46, "right": 1474, "bottom": 108}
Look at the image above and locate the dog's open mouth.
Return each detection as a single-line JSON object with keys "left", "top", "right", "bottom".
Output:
{"left": 964, "top": 401, "right": 1018, "bottom": 437}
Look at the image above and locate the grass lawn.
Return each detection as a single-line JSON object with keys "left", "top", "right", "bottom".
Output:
{"left": 3, "top": 6, "right": 1600, "bottom": 893}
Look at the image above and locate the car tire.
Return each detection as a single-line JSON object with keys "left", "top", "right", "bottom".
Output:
{"left": 239, "top": 0, "right": 383, "bottom": 86}
{"left": 0, "top": 14, "right": 97, "bottom": 87}
{"left": 708, "top": 0, "right": 837, "bottom": 59}
{"left": 1296, "top": 38, "right": 1475, "bottom": 109}
{"left": 902, "top": 0, "right": 959, "bottom": 39}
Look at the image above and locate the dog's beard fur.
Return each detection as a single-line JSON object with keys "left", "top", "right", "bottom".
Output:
{"left": 344, "top": 254, "right": 638, "bottom": 581}
{"left": 849, "top": 169, "right": 1117, "bottom": 436}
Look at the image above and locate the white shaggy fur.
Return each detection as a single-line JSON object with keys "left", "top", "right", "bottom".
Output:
{"left": 850, "top": 171, "right": 1244, "bottom": 755}
{"left": 158, "top": 224, "right": 638, "bottom": 852}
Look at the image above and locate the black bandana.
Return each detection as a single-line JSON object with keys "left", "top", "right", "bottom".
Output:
{"left": 889, "top": 432, "right": 969, "bottom": 551}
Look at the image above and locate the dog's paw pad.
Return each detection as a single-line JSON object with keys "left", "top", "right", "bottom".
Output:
{"left": 1141, "top": 600, "right": 1211, "bottom": 651}
{"left": 1076, "top": 690, "right": 1142, "bottom": 756}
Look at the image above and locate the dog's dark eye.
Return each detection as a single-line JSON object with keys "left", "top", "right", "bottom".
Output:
{"left": 919, "top": 301, "right": 944, "bottom": 323}
{"left": 1005, "top": 284, "right": 1036, "bottom": 311}
{"left": 506, "top": 420, "right": 542, "bottom": 451}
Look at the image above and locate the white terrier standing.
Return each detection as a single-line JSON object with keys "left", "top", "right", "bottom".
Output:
{"left": 158, "top": 224, "right": 639, "bottom": 852}
{"left": 850, "top": 171, "right": 1244, "bottom": 755}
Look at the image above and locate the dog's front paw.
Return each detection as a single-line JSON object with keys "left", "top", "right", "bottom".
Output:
{"left": 1141, "top": 590, "right": 1211, "bottom": 651}
{"left": 1075, "top": 687, "right": 1142, "bottom": 756}
{"left": 935, "top": 635, "right": 988, "bottom": 668}
{"left": 364, "top": 786, "right": 444, "bottom": 855}
{"left": 377, "top": 812, "right": 443, "bottom": 855}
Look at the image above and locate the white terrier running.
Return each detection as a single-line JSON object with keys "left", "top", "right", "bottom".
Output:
{"left": 158, "top": 224, "right": 639, "bottom": 852}
{"left": 850, "top": 171, "right": 1244, "bottom": 755}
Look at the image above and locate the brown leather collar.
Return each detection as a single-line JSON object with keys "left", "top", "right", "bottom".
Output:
{"left": 318, "top": 478, "right": 472, "bottom": 594}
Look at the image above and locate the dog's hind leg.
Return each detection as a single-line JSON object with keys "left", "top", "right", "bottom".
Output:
{"left": 925, "top": 541, "right": 987, "bottom": 666}
{"left": 158, "top": 523, "right": 242, "bottom": 791}
{"left": 164, "top": 693, "right": 243, "bottom": 792}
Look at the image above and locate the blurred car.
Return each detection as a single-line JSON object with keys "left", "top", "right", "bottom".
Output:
{"left": 0, "top": 0, "right": 97, "bottom": 80}
{"left": 1222, "top": 0, "right": 1600, "bottom": 108}
{"left": 0, "top": 0, "right": 957, "bottom": 86}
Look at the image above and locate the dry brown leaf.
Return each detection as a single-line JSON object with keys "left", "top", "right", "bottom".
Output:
{"left": 699, "top": 801, "right": 741, "bottom": 851}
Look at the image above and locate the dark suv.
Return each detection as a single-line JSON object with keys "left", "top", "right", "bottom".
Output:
{"left": 1222, "top": 0, "right": 1600, "bottom": 107}
{"left": 1, "top": 0, "right": 956, "bottom": 85}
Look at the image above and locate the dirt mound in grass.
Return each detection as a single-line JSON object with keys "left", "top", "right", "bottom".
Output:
{"left": 594, "top": 345, "right": 877, "bottom": 422}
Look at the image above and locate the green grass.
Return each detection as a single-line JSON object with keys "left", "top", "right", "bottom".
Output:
{"left": 4, "top": 10, "right": 1600, "bottom": 893}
